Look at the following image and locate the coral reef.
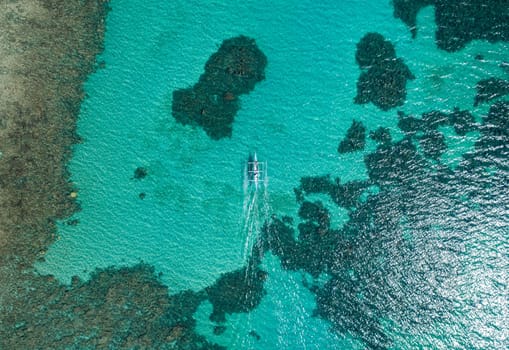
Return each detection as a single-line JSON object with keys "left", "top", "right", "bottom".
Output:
{"left": 0, "top": 263, "right": 224, "bottom": 349}
{"left": 418, "top": 130, "right": 447, "bottom": 160}
{"left": 133, "top": 166, "right": 148, "bottom": 180}
{"left": 474, "top": 77, "right": 509, "bottom": 106}
{"left": 172, "top": 35, "right": 267, "bottom": 140}
{"left": 0, "top": 0, "right": 108, "bottom": 269}
{"left": 355, "top": 33, "right": 397, "bottom": 69}
{"left": 398, "top": 108, "right": 477, "bottom": 137}
{"left": 392, "top": 0, "right": 434, "bottom": 38}
{"left": 261, "top": 101, "right": 509, "bottom": 349}
{"left": 299, "top": 175, "right": 333, "bottom": 195}
{"left": 354, "top": 33, "right": 415, "bottom": 111}
{"left": 206, "top": 260, "right": 267, "bottom": 323}
{"left": 1, "top": 1, "right": 506, "bottom": 349}
{"left": 369, "top": 127, "right": 392, "bottom": 144}
{"left": 393, "top": 0, "right": 509, "bottom": 51}
{"left": 449, "top": 108, "right": 476, "bottom": 136}
{"left": 338, "top": 120, "right": 366, "bottom": 153}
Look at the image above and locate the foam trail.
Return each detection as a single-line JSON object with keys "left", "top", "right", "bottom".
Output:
{"left": 239, "top": 179, "right": 270, "bottom": 263}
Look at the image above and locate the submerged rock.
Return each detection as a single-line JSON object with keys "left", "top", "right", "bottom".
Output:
{"left": 392, "top": 0, "right": 434, "bottom": 38}
{"left": 338, "top": 120, "right": 366, "bottom": 154}
{"left": 355, "top": 32, "right": 396, "bottom": 69}
{"left": 474, "top": 77, "right": 509, "bottom": 106}
{"left": 418, "top": 130, "right": 447, "bottom": 160}
{"left": 206, "top": 264, "right": 267, "bottom": 323}
{"left": 354, "top": 34, "right": 415, "bottom": 111}
{"left": 133, "top": 166, "right": 148, "bottom": 180}
{"left": 369, "top": 127, "right": 392, "bottom": 144}
{"left": 393, "top": 0, "right": 509, "bottom": 51}
{"left": 172, "top": 35, "right": 267, "bottom": 140}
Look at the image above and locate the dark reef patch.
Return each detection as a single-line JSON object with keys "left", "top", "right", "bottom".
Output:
{"left": 213, "top": 325, "right": 227, "bottom": 335}
{"left": 392, "top": 0, "right": 434, "bottom": 38}
{"left": 260, "top": 101, "right": 509, "bottom": 349}
{"left": 299, "top": 174, "right": 333, "bottom": 195}
{"left": 393, "top": 0, "right": 509, "bottom": 51}
{"left": 355, "top": 33, "right": 397, "bottom": 69}
{"left": 398, "top": 108, "right": 477, "bottom": 137}
{"left": 132, "top": 166, "right": 148, "bottom": 180}
{"left": 338, "top": 120, "right": 366, "bottom": 153}
{"left": 206, "top": 261, "right": 267, "bottom": 323}
{"left": 248, "top": 330, "right": 261, "bottom": 340}
{"left": 0, "top": 263, "right": 225, "bottom": 349}
{"left": 474, "top": 77, "right": 509, "bottom": 106}
{"left": 449, "top": 108, "right": 477, "bottom": 136}
{"left": 418, "top": 130, "right": 447, "bottom": 160}
{"left": 172, "top": 35, "right": 267, "bottom": 140}
{"left": 354, "top": 33, "right": 415, "bottom": 111}
{"left": 329, "top": 179, "right": 369, "bottom": 209}
{"left": 369, "top": 127, "right": 392, "bottom": 144}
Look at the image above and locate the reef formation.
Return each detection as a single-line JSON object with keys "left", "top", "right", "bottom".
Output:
{"left": 338, "top": 120, "right": 366, "bottom": 154}
{"left": 206, "top": 258, "right": 266, "bottom": 323}
{"left": 393, "top": 0, "right": 509, "bottom": 51}
{"left": 0, "top": 0, "right": 108, "bottom": 270}
{"left": 172, "top": 35, "right": 267, "bottom": 140}
{"left": 354, "top": 33, "right": 415, "bottom": 111}
{"left": 474, "top": 77, "right": 509, "bottom": 106}
{"left": 259, "top": 101, "right": 508, "bottom": 349}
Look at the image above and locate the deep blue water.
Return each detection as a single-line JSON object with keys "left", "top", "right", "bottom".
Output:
{"left": 36, "top": 1, "right": 508, "bottom": 348}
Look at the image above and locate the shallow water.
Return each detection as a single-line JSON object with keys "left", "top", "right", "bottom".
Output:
{"left": 36, "top": 1, "right": 508, "bottom": 348}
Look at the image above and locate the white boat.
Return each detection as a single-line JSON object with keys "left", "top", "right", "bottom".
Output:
{"left": 246, "top": 152, "right": 267, "bottom": 189}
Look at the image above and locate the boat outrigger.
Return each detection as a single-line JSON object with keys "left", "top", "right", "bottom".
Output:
{"left": 246, "top": 152, "right": 267, "bottom": 189}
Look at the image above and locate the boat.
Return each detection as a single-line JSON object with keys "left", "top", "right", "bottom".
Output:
{"left": 246, "top": 152, "right": 267, "bottom": 188}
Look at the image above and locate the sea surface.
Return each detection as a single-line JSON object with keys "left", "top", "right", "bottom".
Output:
{"left": 36, "top": 1, "right": 508, "bottom": 349}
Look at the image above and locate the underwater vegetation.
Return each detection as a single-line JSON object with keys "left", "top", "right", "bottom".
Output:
{"left": 1, "top": 258, "right": 270, "bottom": 349}
{"left": 392, "top": 0, "right": 434, "bottom": 39}
{"left": 338, "top": 120, "right": 366, "bottom": 154}
{"left": 369, "top": 127, "right": 392, "bottom": 144}
{"left": 474, "top": 77, "right": 509, "bottom": 106}
{"left": 259, "top": 101, "right": 509, "bottom": 349}
{"left": 172, "top": 35, "right": 267, "bottom": 140}
{"left": 206, "top": 259, "right": 267, "bottom": 323}
{"left": 132, "top": 166, "right": 148, "bottom": 180}
{"left": 392, "top": 0, "right": 509, "bottom": 51}
{"left": 1, "top": 263, "right": 225, "bottom": 349}
{"left": 354, "top": 33, "right": 415, "bottom": 111}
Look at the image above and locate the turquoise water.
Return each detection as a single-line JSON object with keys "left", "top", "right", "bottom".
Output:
{"left": 36, "top": 1, "right": 508, "bottom": 349}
